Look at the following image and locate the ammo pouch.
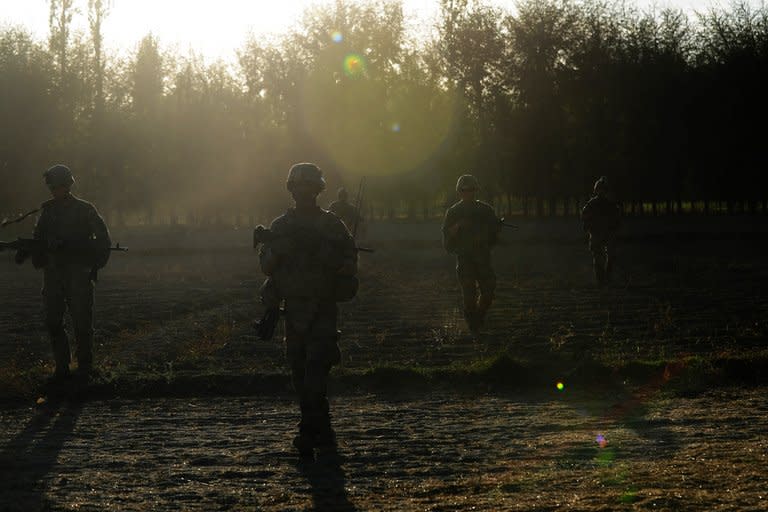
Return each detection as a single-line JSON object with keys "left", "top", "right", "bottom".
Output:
{"left": 334, "top": 274, "right": 359, "bottom": 302}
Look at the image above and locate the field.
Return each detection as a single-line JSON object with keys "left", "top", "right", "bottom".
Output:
{"left": 1, "top": 217, "right": 767, "bottom": 510}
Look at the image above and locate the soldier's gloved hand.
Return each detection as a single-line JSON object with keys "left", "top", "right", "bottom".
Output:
{"left": 14, "top": 249, "right": 30, "bottom": 265}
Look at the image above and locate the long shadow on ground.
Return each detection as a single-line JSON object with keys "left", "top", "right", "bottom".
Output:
{"left": 0, "top": 398, "right": 83, "bottom": 512}
{"left": 297, "top": 449, "right": 357, "bottom": 512}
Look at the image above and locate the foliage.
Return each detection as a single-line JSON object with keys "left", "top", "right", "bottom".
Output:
{"left": 1, "top": 0, "right": 767, "bottom": 222}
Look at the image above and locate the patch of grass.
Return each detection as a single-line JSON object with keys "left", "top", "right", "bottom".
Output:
{"left": 3, "top": 350, "right": 768, "bottom": 407}
{"left": 619, "top": 489, "right": 639, "bottom": 504}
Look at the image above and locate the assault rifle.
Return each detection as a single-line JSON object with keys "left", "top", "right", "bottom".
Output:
{"left": 1, "top": 208, "right": 41, "bottom": 228}
{"left": 251, "top": 223, "right": 369, "bottom": 341}
{"left": 1, "top": 238, "right": 127, "bottom": 280}
{"left": 0, "top": 238, "right": 127, "bottom": 257}
{"left": 252, "top": 225, "right": 373, "bottom": 253}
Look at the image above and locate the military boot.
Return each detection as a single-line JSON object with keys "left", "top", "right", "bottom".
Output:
{"left": 293, "top": 400, "right": 316, "bottom": 458}
{"left": 293, "top": 434, "right": 315, "bottom": 458}
{"left": 306, "top": 398, "right": 336, "bottom": 451}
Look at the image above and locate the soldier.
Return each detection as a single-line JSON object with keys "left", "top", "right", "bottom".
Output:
{"left": 581, "top": 176, "right": 621, "bottom": 287}
{"left": 15, "top": 165, "right": 111, "bottom": 380}
{"left": 259, "top": 163, "right": 357, "bottom": 457}
{"left": 328, "top": 187, "right": 359, "bottom": 233}
{"left": 442, "top": 174, "right": 501, "bottom": 334}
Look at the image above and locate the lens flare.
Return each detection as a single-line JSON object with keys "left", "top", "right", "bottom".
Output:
{"left": 596, "top": 434, "right": 608, "bottom": 448}
{"left": 391, "top": 122, "right": 401, "bottom": 133}
{"left": 556, "top": 382, "right": 564, "bottom": 391}
{"left": 331, "top": 31, "right": 343, "bottom": 43}
{"left": 343, "top": 54, "right": 366, "bottom": 77}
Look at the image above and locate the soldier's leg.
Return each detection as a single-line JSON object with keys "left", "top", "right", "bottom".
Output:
{"left": 476, "top": 259, "right": 497, "bottom": 326}
{"left": 67, "top": 265, "right": 95, "bottom": 372}
{"left": 43, "top": 269, "right": 70, "bottom": 377}
{"left": 604, "top": 241, "right": 614, "bottom": 283}
{"left": 457, "top": 255, "right": 479, "bottom": 328}
{"left": 285, "top": 305, "right": 310, "bottom": 445}
{"left": 303, "top": 303, "right": 340, "bottom": 448}
{"left": 590, "top": 238, "right": 606, "bottom": 286}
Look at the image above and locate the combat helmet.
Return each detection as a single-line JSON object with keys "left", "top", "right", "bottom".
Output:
{"left": 456, "top": 174, "right": 480, "bottom": 192}
{"left": 44, "top": 164, "right": 75, "bottom": 188}
{"left": 593, "top": 176, "right": 608, "bottom": 195}
{"left": 286, "top": 162, "right": 326, "bottom": 192}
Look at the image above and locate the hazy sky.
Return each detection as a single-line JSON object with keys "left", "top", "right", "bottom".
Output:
{"left": 0, "top": 0, "right": 757, "bottom": 61}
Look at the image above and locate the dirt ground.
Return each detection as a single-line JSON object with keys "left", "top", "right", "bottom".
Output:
{"left": 1, "top": 218, "right": 767, "bottom": 510}
{"left": 0, "top": 390, "right": 766, "bottom": 511}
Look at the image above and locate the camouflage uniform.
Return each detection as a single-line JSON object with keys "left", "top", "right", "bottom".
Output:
{"left": 33, "top": 166, "right": 111, "bottom": 377}
{"left": 260, "top": 164, "right": 357, "bottom": 454}
{"left": 581, "top": 177, "right": 621, "bottom": 286}
{"left": 442, "top": 175, "right": 501, "bottom": 331}
{"left": 328, "top": 188, "right": 359, "bottom": 233}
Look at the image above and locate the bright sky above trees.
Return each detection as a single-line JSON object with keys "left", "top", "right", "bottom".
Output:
{"left": 0, "top": 0, "right": 755, "bottom": 61}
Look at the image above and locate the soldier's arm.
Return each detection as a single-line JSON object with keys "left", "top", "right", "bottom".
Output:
{"left": 259, "top": 219, "right": 285, "bottom": 276}
{"left": 327, "top": 216, "right": 357, "bottom": 276}
{"left": 581, "top": 202, "right": 593, "bottom": 233}
{"left": 26, "top": 208, "right": 49, "bottom": 268}
{"left": 259, "top": 246, "right": 278, "bottom": 276}
{"left": 32, "top": 212, "right": 43, "bottom": 240}
{"left": 339, "top": 227, "right": 357, "bottom": 276}
{"left": 442, "top": 209, "right": 459, "bottom": 251}
{"left": 87, "top": 204, "right": 112, "bottom": 248}
{"left": 487, "top": 206, "right": 502, "bottom": 245}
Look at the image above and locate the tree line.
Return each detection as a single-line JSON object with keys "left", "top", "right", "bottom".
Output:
{"left": 1, "top": 0, "right": 767, "bottom": 224}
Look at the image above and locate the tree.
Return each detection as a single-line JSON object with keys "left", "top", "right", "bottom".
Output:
{"left": 88, "top": 0, "right": 112, "bottom": 116}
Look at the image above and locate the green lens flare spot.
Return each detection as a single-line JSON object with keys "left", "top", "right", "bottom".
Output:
{"left": 343, "top": 54, "right": 366, "bottom": 77}
{"left": 556, "top": 382, "right": 564, "bottom": 391}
